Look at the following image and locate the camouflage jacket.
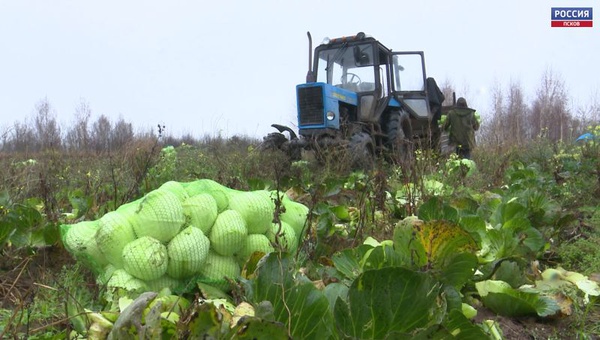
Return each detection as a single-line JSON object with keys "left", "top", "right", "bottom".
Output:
{"left": 443, "top": 108, "right": 480, "bottom": 149}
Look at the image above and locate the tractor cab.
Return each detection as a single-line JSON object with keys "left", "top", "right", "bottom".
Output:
{"left": 299, "top": 33, "right": 435, "bottom": 140}
{"left": 262, "top": 32, "right": 444, "bottom": 165}
{"left": 315, "top": 35, "right": 384, "bottom": 123}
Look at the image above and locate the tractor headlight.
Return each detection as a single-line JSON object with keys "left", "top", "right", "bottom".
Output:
{"left": 326, "top": 111, "right": 335, "bottom": 121}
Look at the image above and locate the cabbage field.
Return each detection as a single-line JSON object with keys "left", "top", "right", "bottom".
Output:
{"left": 1, "top": 135, "right": 599, "bottom": 339}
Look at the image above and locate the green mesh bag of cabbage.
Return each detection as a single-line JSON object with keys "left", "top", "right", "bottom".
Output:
{"left": 60, "top": 179, "right": 309, "bottom": 299}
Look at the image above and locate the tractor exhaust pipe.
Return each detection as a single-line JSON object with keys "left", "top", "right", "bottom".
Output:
{"left": 306, "top": 31, "right": 315, "bottom": 83}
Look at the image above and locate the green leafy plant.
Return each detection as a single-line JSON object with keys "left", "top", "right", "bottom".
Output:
{"left": 2, "top": 131, "right": 600, "bottom": 338}
{"left": 334, "top": 267, "right": 443, "bottom": 338}
{"left": 0, "top": 191, "right": 56, "bottom": 251}
{"left": 475, "top": 280, "right": 560, "bottom": 317}
{"left": 251, "top": 252, "right": 334, "bottom": 339}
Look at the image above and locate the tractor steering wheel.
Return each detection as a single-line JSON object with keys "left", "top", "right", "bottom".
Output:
{"left": 342, "top": 73, "right": 361, "bottom": 85}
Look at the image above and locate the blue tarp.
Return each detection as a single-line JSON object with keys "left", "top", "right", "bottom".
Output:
{"left": 576, "top": 133, "right": 595, "bottom": 142}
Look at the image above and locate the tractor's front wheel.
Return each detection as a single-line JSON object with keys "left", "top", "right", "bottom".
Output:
{"left": 258, "top": 132, "right": 301, "bottom": 161}
{"left": 349, "top": 132, "right": 374, "bottom": 169}
{"left": 258, "top": 132, "right": 287, "bottom": 151}
{"left": 385, "top": 110, "right": 413, "bottom": 165}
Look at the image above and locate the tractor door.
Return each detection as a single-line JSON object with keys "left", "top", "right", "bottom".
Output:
{"left": 391, "top": 52, "right": 431, "bottom": 120}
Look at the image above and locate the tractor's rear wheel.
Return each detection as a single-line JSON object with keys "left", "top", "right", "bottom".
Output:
{"left": 349, "top": 132, "right": 374, "bottom": 169}
{"left": 385, "top": 111, "right": 413, "bottom": 165}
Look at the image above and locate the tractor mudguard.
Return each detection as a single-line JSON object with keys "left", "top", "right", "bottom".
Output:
{"left": 271, "top": 124, "right": 298, "bottom": 140}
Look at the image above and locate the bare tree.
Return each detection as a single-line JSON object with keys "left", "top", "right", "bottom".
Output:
{"left": 478, "top": 81, "right": 504, "bottom": 148}
{"left": 65, "top": 99, "right": 92, "bottom": 152}
{"left": 587, "top": 90, "right": 600, "bottom": 123}
{"left": 576, "top": 89, "right": 600, "bottom": 130}
{"left": 589, "top": 90, "right": 600, "bottom": 123}
{"left": 440, "top": 79, "right": 456, "bottom": 106}
{"left": 33, "top": 98, "right": 62, "bottom": 151}
{"left": 0, "top": 124, "right": 10, "bottom": 151}
{"left": 112, "top": 116, "right": 134, "bottom": 149}
{"left": 9, "top": 120, "right": 36, "bottom": 153}
{"left": 529, "top": 69, "right": 571, "bottom": 141}
{"left": 506, "top": 80, "right": 529, "bottom": 144}
{"left": 91, "top": 114, "right": 112, "bottom": 152}
{"left": 180, "top": 132, "right": 198, "bottom": 145}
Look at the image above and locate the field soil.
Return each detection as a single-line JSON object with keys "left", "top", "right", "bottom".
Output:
{"left": 473, "top": 305, "right": 575, "bottom": 339}
{"left": 1, "top": 246, "right": 92, "bottom": 334}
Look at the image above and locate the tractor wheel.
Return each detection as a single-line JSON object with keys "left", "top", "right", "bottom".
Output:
{"left": 385, "top": 111, "right": 413, "bottom": 165}
{"left": 258, "top": 132, "right": 288, "bottom": 151}
{"left": 349, "top": 132, "right": 374, "bottom": 169}
{"left": 258, "top": 132, "right": 301, "bottom": 161}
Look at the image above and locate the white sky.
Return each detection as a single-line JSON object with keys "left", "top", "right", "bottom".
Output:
{"left": 0, "top": 0, "right": 597, "bottom": 138}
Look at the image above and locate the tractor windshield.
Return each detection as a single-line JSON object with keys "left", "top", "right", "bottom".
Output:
{"left": 316, "top": 43, "right": 376, "bottom": 93}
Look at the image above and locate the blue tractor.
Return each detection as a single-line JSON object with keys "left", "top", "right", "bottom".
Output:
{"left": 262, "top": 32, "right": 446, "bottom": 166}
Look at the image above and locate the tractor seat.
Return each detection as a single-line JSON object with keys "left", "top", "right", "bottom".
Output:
{"left": 358, "top": 82, "right": 376, "bottom": 92}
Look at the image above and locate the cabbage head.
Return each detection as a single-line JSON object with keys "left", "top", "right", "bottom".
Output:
{"left": 167, "top": 226, "right": 210, "bottom": 279}
{"left": 267, "top": 221, "right": 298, "bottom": 253}
{"left": 235, "top": 234, "right": 274, "bottom": 265}
{"left": 132, "top": 189, "right": 185, "bottom": 242}
{"left": 159, "top": 181, "right": 189, "bottom": 202}
{"left": 62, "top": 220, "right": 108, "bottom": 270}
{"left": 228, "top": 191, "right": 274, "bottom": 234}
{"left": 96, "top": 211, "right": 137, "bottom": 268}
{"left": 122, "top": 236, "right": 169, "bottom": 281}
{"left": 182, "top": 194, "right": 218, "bottom": 234}
{"left": 198, "top": 251, "right": 241, "bottom": 292}
{"left": 209, "top": 210, "right": 248, "bottom": 256}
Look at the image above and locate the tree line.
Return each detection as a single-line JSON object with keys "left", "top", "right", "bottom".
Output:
{"left": 441, "top": 69, "right": 599, "bottom": 151}
{"left": 1, "top": 70, "right": 598, "bottom": 155}
{"left": 0, "top": 99, "right": 202, "bottom": 154}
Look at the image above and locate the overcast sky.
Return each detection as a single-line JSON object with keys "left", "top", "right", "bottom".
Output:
{"left": 0, "top": 0, "right": 597, "bottom": 138}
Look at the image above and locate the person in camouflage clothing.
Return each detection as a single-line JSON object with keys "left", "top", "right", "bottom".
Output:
{"left": 443, "top": 97, "right": 480, "bottom": 159}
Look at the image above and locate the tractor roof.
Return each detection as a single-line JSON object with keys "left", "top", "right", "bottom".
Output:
{"left": 318, "top": 32, "right": 392, "bottom": 53}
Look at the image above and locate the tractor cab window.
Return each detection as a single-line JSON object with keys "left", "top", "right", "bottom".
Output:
{"left": 392, "top": 52, "right": 430, "bottom": 118}
{"left": 393, "top": 54, "right": 425, "bottom": 92}
{"left": 316, "top": 43, "right": 376, "bottom": 92}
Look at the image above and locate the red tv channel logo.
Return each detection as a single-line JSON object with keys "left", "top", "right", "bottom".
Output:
{"left": 551, "top": 7, "right": 593, "bottom": 27}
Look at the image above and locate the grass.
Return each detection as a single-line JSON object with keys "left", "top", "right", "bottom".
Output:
{"left": 0, "top": 251, "right": 97, "bottom": 338}
{"left": 557, "top": 207, "right": 600, "bottom": 276}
